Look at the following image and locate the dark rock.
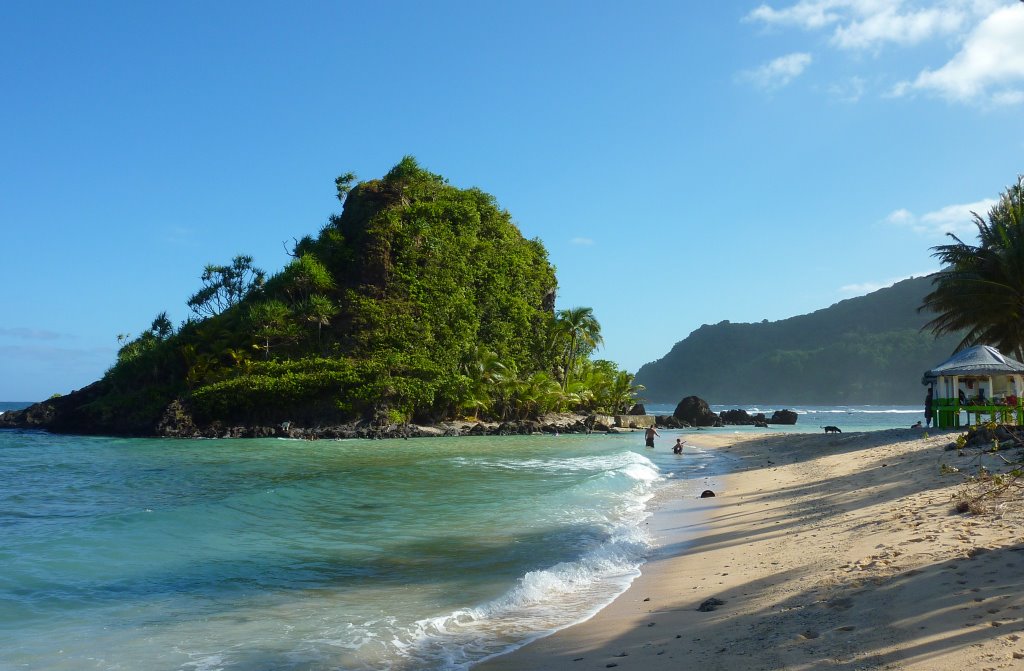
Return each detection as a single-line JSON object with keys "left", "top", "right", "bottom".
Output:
{"left": 627, "top": 403, "right": 646, "bottom": 416}
{"left": 700, "top": 490, "right": 716, "bottom": 498}
{"left": 719, "top": 409, "right": 754, "bottom": 425}
{"left": 673, "top": 396, "right": 719, "bottom": 427}
{"left": 656, "top": 415, "right": 688, "bottom": 428}
{"left": 697, "top": 597, "right": 725, "bottom": 612}
{"left": 154, "top": 400, "right": 199, "bottom": 437}
{"left": 467, "top": 423, "right": 487, "bottom": 436}
{"left": 768, "top": 409, "right": 798, "bottom": 425}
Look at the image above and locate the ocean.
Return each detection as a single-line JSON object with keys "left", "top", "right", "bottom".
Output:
{"left": 0, "top": 403, "right": 924, "bottom": 671}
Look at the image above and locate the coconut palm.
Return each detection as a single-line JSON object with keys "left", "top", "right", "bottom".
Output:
{"left": 921, "top": 176, "right": 1024, "bottom": 360}
{"left": 460, "top": 347, "right": 509, "bottom": 419}
{"left": 606, "top": 370, "right": 645, "bottom": 416}
{"left": 556, "top": 306, "right": 604, "bottom": 389}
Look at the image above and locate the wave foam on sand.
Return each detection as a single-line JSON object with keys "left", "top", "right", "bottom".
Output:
{"left": 476, "top": 429, "right": 1024, "bottom": 671}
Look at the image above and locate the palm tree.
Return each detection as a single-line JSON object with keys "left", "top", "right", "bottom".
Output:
{"left": 921, "top": 176, "right": 1024, "bottom": 360}
{"left": 606, "top": 370, "right": 645, "bottom": 416}
{"left": 460, "top": 347, "right": 509, "bottom": 419}
{"left": 556, "top": 306, "right": 604, "bottom": 389}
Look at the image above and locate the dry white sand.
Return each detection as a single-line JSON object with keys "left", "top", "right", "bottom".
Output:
{"left": 475, "top": 428, "right": 1024, "bottom": 670}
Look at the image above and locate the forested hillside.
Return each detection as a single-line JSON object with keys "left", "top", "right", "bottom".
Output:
{"left": 634, "top": 275, "right": 961, "bottom": 405}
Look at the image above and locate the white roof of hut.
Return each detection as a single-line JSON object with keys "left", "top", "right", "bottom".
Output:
{"left": 923, "top": 344, "right": 1024, "bottom": 383}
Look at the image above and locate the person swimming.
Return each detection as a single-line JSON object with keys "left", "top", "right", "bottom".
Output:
{"left": 672, "top": 438, "right": 685, "bottom": 454}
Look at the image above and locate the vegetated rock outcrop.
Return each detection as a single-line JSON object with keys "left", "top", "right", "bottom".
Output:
{"left": 0, "top": 159, "right": 585, "bottom": 437}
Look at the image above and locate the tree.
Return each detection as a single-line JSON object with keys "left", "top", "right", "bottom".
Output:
{"left": 187, "top": 255, "right": 266, "bottom": 318}
{"left": 148, "top": 311, "right": 174, "bottom": 340}
{"left": 297, "top": 294, "right": 338, "bottom": 352}
{"left": 921, "top": 176, "right": 1024, "bottom": 360}
{"left": 556, "top": 306, "right": 604, "bottom": 389}
{"left": 248, "top": 300, "right": 298, "bottom": 360}
{"left": 279, "top": 254, "right": 335, "bottom": 304}
{"left": 335, "top": 172, "right": 357, "bottom": 202}
{"left": 460, "top": 347, "right": 510, "bottom": 419}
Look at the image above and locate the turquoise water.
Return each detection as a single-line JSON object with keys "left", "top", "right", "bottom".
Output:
{"left": 0, "top": 403, "right": 925, "bottom": 670}
{"left": 0, "top": 429, "right": 726, "bottom": 671}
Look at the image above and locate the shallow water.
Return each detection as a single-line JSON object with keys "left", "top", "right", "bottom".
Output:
{"left": 0, "top": 402, "right": 924, "bottom": 670}
{"left": 0, "top": 429, "right": 725, "bottom": 671}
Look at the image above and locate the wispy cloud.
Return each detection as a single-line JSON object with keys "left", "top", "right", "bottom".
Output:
{"left": 893, "top": 5, "right": 1024, "bottom": 105}
{"left": 884, "top": 197, "right": 999, "bottom": 236}
{"left": 828, "top": 75, "right": 866, "bottom": 102}
{"left": 741, "top": 52, "right": 813, "bottom": 89}
{"left": 839, "top": 271, "right": 936, "bottom": 295}
{"left": 163, "top": 225, "right": 196, "bottom": 246}
{"left": 745, "top": 1, "right": 1023, "bottom": 105}
{"left": 830, "top": 5, "right": 966, "bottom": 51}
{"left": 0, "top": 344, "right": 113, "bottom": 366}
{"left": 570, "top": 237, "right": 596, "bottom": 246}
{"left": 0, "top": 327, "right": 68, "bottom": 341}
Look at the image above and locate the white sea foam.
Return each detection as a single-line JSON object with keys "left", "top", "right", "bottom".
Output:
{"left": 393, "top": 520, "right": 650, "bottom": 670}
{"left": 386, "top": 452, "right": 659, "bottom": 670}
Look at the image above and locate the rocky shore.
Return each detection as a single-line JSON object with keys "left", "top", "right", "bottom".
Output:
{"left": 0, "top": 392, "right": 800, "bottom": 439}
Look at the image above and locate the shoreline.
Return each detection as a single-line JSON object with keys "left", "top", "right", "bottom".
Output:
{"left": 475, "top": 428, "right": 1024, "bottom": 670}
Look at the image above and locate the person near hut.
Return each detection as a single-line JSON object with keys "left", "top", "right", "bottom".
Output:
{"left": 924, "top": 388, "right": 934, "bottom": 428}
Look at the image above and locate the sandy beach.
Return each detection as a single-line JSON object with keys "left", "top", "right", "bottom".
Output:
{"left": 476, "top": 429, "right": 1024, "bottom": 671}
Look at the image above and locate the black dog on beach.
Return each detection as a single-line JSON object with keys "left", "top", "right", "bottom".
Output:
{"left": 822, "top": 425, "right": 842, "bottom": 434}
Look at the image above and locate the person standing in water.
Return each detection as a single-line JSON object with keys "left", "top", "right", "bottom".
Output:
{"left": 672, "top": 438, "right": 685, "bottom": 454}
{"left": 644, "top": 425, "right": 660, "bottom": 448}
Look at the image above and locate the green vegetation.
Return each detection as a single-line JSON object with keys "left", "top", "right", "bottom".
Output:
{"left": 635, "top": 275, "right": 963, "bottom": 404}
{"left": 86, "top": 157, "right": 640, "bottom": 433}
{"left": 922, "top": 175, "right": 1024, "bottom": 361}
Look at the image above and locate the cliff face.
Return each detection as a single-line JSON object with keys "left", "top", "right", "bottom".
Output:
{"left": 635, "top": 275, "right": 962, "bottom": 405}
{"left": 2, "top": 158, "right": 560, "bottom": 436}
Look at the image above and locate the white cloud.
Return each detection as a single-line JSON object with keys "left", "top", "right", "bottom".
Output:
{"left": 885, "top": 197, "right": 999, "bottom": 236}
{"left": 745, "top": 0, "right": 978, "bottom": 48}
{"left": 570, "top": 237, "right": 595, "bottom": 246}
{"left": 895, "top": 5, "right": 1024, "bottom": 104}
{"left": 741, "top": 52, "right": 813, "bottom": 89}
{"left": 745, "top": 1, "right": 1023, "bottom": 105}
{"left": 745, "top": 0, "right": 846, "bottom": 29}
{"left": 831, "top": 6, "right": 965, "bottom": 50}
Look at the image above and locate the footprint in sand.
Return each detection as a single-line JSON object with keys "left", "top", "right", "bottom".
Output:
{"left": 798, "top": 630, "right": 820, "bottom": 640}
{"left": 835, "top": 625, "right": 856, "bottom": 632}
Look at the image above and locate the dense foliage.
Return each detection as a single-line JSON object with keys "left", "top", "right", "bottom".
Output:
{"left": 635, "top": 275, "right": 963, "bottom": 404}
{"left": 922, "top": 176, "right": 1024, "bottom": 361}
{"left": 90, "top": 158, "right": 640, "bottom": 433}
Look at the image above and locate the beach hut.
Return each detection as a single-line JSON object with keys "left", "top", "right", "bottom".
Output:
{"left": 922, "top": 345, "right": 1024, "bottom": 428}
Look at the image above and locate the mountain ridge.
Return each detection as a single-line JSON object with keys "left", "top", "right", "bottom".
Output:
{"left": 634, "top": 275, "right": 961, "bottom": 405}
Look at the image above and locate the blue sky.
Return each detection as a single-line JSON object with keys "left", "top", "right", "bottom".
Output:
{"left": 2, "top": 1, "right": 1023, "bottom": 400}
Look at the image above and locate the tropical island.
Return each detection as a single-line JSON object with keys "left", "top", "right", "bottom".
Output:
{"left": 1, "top": 158, "right": 645, "bottom": 438}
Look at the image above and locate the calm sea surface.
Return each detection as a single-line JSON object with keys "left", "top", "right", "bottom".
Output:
{"left": 0, "top": 402, "right": 921, "bottom": 670}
